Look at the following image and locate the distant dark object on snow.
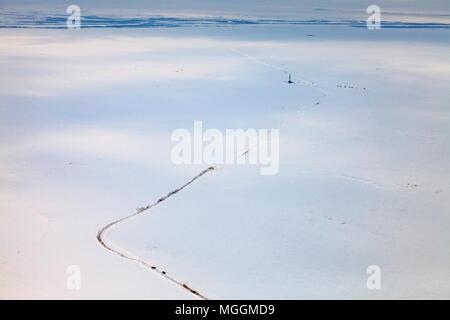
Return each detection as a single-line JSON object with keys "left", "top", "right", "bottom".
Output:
{"left": 337, "top": 84, "right": 367, "bottom": 91}
{"left": 288, "top": 73, "right": 294, "bottom": 84}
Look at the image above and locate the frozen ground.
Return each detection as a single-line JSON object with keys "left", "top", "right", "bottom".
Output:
{"left": 0, "top": 22, "right": 449, "bottom": 299}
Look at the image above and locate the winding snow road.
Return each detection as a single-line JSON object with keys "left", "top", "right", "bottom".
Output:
{"left": 96, "top": 47, "right": 329, "bottom": 299}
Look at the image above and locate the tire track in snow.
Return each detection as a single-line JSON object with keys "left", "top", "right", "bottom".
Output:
{"left": 96, "top": 167, "right": 214, "bottom": 300}
{"left": 225, "top": 47, "right": 328, "bottom": 158}
{"left": 96, "top": 47, "right": 328, "bottom": 299}
{"left": 228, "top": 47, "right": 328, "bottom": 130}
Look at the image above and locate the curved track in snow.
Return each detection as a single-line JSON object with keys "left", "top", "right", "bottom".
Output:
{"left": 96, "top": 47, "right": 329, "bottom": 299}
{"left": 96, "top": 167, "right": 214, "bottom": 300}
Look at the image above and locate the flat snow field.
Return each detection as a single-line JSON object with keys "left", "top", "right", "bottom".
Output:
{"left": 0, "top": 24, "right": 449, "bottom": 299}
